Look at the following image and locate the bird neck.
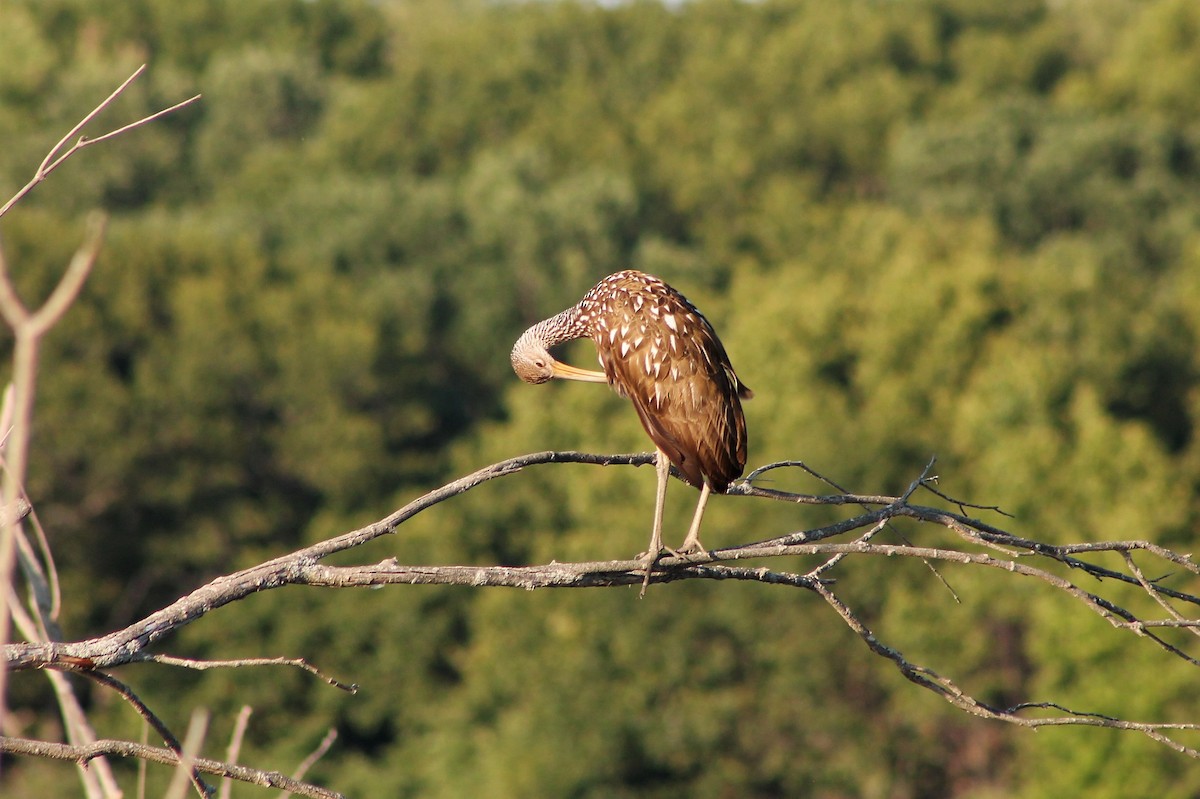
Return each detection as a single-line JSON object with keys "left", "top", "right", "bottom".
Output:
{"left": 523, "top": 305, "right": 591, "bottom": 348}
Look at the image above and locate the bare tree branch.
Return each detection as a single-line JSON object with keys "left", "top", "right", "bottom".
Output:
{"left": 164, "top": 709, "right": 209, "bottom": 799}
{"left": 144, "top": 654, "right": 357, "bottom": 694}
{"left": 7, "top": 589, "right": 120, "bottom": 797}
{"left": 2, "top": 450, "right": 1198, "bottom": 773}
{"left": 0, "top": 64, "right": 201, "bottom": 797}
{"left": 0, "top": 736, "right": 342, "bottom": 799}
{"left": 0, "top": 64, "right": 201, "bottom": 220}
{"left": 218, "top": 706, "right": 253, "bottom": 799}
{"left": 282, "top": 728, "right": 338, "bottom": 799}
{"left": 5, "top": 452, "right": 655, "bottom": 671}
{"left": 80, "top": 670, "right": 213, "bottom": 798}
{"left": 805, "top": 572, "right": 1200, "bottom": 758}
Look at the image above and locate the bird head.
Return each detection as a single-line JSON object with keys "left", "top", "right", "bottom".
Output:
{"left": 510, "top": 336, "right": 556, "bottom": 384}
{"left": 510, "top": 329, "right": 607, "bottom": 385}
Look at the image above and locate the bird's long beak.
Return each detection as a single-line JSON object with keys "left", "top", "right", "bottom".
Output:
{"left": 550, "top": 359, "right": 608, "bottom": 383}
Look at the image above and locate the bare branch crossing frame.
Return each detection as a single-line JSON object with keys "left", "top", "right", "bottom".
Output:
{"left": 6, "top": 451, "right": 1200, "bottom": 770}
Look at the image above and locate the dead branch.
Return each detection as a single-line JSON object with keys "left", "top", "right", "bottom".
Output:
{"left": 2, "top": 450, "right": 1199, "bottom": 769}
{"left": 0, "top": 64, "right": 201, "bottom": 220}
{"left": 81, "top": 670, "right": 212, "bottom": 798}
{"left": 164, "top": 710, "right": 209, "bottom": 799}
{"left": 144, "top": 654, "right": 357, "bottom": 694}
{"left": 283, "top": 728, "right": 339, "bottom": 799}
{"left": 0, "top": 736, "right": 341, "bottom": 799}
{"left": 219, "top": 706, "right": 253, "bottom": 799}
{"left": 0, "top": 63, "right": 202, "bottom": 795}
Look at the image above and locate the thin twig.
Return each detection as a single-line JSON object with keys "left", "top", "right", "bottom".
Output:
{"left": 281, "top": 728, "right": 338, "bottom": 799}
{"left": 744, "top": 457, "right": 962, "bottom": 600}
{"left": 0, "top": 735, "right": 342, "bottom": 799}
{"left": 30, "top": 213, "right": 107, "bottom": 336}
{"left": 219, "top": 706, "right": 253, "bottom": 799}
{"left": 6, "top": 591, "right": 109, "bottom": 797}
{"left": 138, "top": 720, "right": 149, "bottom": 799}
{"left": 917, "top": 477, "right": 1014, "bottom": 517}
{"left": 164, "top": 709, "right": 209, "bottom": 799}
{"left": 0, "top": 65, "right": 201, "bottom": 219}
{"left": 806, "top": 577, "right": 1200, "bottom": 756}
{"left": 145, "top": 654, "right": 357, "bottom": 693}
{"left": 1121, "top": 552, "right": 1200, "bottom": 638}
{"left": 79, "top": 670, "right": 214, "bottom": 798}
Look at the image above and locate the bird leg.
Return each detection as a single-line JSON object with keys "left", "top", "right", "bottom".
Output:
{"left": 639, "top": 448, "right": 670, "bottom": 563}
{"left": 677, "top": 480, "right": 712, "bottom": 555}
{"left": 638, "top": 449, "right": 671, "bottom": 595}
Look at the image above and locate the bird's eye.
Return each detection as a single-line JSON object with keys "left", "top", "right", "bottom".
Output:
{"left": 534, "top": 359, "right": 546, "bottom": 368}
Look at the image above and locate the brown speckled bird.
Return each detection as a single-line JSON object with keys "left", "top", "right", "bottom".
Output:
{"left": 510, "top": 270, "right": 751, "bottom": 566}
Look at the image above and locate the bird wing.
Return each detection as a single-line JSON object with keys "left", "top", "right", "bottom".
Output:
{"left": 596, "top": 292, "right": 748, "bottom": 492}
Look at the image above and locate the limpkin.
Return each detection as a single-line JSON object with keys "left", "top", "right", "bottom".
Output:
{"left": 510, "top": 270, "right": 751, "bottom": 571}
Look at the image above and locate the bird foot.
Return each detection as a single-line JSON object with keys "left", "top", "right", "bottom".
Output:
{"left": 637, "top": 542, "right": 707, "bottom": 565}
{"left": 637, "top": 547, "right": 665, "bottom": 598}
{"left": 673, "top": 541, "right": 708, "bottom": 558}
{"left": 636, "top": 544, "right": 712, "bottom": 597}
{"left": 636, "top": 548, "right": 664, "bottom": 569}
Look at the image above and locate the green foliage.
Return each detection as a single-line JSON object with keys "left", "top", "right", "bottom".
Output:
{"left": 195, "top": 48, "right": 327, "bottom": 180}
{"left": 1087, "top": 0, "right": 1200, "bottom": 120}
{"left": 0, "top": 5, "right": 56, "bottom": 103}
{"left": 891, "top": 101, "right": 1200, "bottom": 262}
{"left": 3, "top": 0, "right": 1200, "bottom": 796}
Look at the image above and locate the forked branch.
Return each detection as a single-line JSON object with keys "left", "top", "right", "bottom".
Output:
{"left": 0, "top": 64, "right": 201, "bottom": 220}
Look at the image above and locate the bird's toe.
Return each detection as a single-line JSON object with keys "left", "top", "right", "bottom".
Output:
{"left": 636, "top": 548, "right": 665, "bottom": 568}
{"left": 675, "top": 541, "right": 707, "bottom": 557}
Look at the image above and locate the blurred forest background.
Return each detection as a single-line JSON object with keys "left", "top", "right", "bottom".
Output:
{"left": 3, "top": 0, "right": 1200, "bottom": 795}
